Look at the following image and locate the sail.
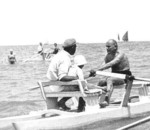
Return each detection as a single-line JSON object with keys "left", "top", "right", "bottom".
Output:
{"left": 122, "top": 31, "right": 128, "bottom": 42}
{"left": 118, "top": 34, "right": 120, "bottom": 41}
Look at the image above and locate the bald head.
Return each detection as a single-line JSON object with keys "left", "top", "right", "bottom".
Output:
{"left": 106, "top": 39, "right": 117, "bottom": 47}
{"left": 106, "top": 39, "right": 118, "bottom": 53}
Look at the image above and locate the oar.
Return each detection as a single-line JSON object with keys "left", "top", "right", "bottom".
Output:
{"left": 23, "top": 54, "right": 40, "bottom": 63}
{"left": 96, "top": 71, "right": 150, "bottom": 82}
{"left": 96, "top": 71, "right": 126, "bottom": 79}
{"left": 116, "top": 115, "right": 150, "bottom": 130}
{"left": 29, "top": 80, "right": 79, "bottom": 90}
{"left": 29, "top": 80, "right": 105, "bottom": 91}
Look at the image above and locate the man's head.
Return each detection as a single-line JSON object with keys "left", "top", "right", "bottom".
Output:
{"left": 10, "top": 49, "right": 13, "bottom": 54}
{"left": 106, "top": 39, "right": 118, "bottom": 54}
{"left": 54, "top": 43, "right": 57, "bottom": 47}
{"left": 63, "top": 38, "right": 77, "bottom": 55}
{"left": 39, "top": 42, "right": 42, "bottom": 46}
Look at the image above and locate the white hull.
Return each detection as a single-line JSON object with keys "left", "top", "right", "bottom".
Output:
{"left": 1, "top": 72, "right": 150, "bottom": 130}
{"left": 1, "top": 98, "right": 150, "bottom": 130}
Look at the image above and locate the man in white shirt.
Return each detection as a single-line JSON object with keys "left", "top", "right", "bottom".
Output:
{"left": 47, "top": 38, "right": 82, "bottom": 111}
{"left": 37, "top": 42, "right": 43, "bottom": 54}
{"left": 37, "top": 42, "right": 46, "bottom": 60}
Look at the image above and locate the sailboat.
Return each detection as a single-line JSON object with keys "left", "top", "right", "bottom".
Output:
{"left": 118, "top": 34, "right": 120, "bottom": 41}
{"left": 122, "top": 31, "right": 128, "bottom": 42}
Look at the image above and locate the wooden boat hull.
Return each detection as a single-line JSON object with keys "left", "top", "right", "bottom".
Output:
{"left": 1, "top": 72, "right": 150, "bottom": 130}
{"left": 1, "top": 97, "right": 149, "bottom": 130}
{"left": 0, "top": 109, "right": 72, "bottom": 129}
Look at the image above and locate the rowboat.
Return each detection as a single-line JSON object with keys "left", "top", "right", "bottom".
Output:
{"left": 1, "top": 71, "right": 150, "bottom": 130}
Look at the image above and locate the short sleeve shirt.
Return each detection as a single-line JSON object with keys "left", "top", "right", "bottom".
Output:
{"left": 46, "top": 50, "right": 72, "bottom": 81}
{"left": 37, "top": 45, "right": 43, "bottom": 52}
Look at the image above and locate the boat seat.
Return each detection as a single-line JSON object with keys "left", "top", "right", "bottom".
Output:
{"left": 38, "top": 80, "right": 105, "bottom": 109}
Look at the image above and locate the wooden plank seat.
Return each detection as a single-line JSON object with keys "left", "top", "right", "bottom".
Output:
{"left": 38, "top": 80, "right": 104, "bottom": 109}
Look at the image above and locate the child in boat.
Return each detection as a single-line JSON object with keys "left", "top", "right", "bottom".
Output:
{"left": 8, "top": 49, "right": 17, "bottom": 64}
{"left": 68, "top": 55, "right": 88, "bottom": 90}
{"left": 66, "top": 55, "right": 88, "bottom": 111}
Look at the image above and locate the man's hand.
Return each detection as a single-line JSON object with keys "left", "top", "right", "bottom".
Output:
{"left": 89, "top": 70, "right": 96, "bottom": 77}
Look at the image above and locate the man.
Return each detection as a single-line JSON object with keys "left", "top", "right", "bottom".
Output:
{"left": 8, "top": 49, "right": 17, "bottom": 64}
{"left": 46, "top": 43, "right": 60, "bottom": 58}
{"left": 46, "top": 38, "right": 85, "bottom": 112}
{"left": 37, "top": 42, "right": 43, "bottom": 54}
{"left": 37, "top": 42, "right": 45, "bottom": 60}
{"left": 97, "top": 39, "right": 132, "bottom": 107}
{"left": 53, "top": 43, "right": 60, "bottom": 54}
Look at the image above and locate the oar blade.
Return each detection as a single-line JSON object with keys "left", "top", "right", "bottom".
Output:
{"left": 96, "top": 71, "right": 126, "bottom": 79}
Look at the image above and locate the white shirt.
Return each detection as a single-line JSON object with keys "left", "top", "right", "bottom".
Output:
{"left": 46, "top": 50, "right": 72, "bottom": 92}
{"left": 47, "top": 50, "right": 72, "bottom": 80}
{"left": 68, "top": 64, "right": 84, "bottom": 80}
{"left": 37, "top": 45, "right": 43, "bottom": 52}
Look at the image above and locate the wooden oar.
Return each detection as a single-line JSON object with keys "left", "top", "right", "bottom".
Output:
{"left": 23, "top": 54, "right": 40, "bottom": 63}
{"left": 96, "top": 71, "right": 126, "bottom": 79}
{"left": 29, "top": 80, "right": 105, "bottom": 91}
{"left": 29, "top": 80, "right": 79, "bottom": 90}
{"left": 96, "top": 71, "right": 150, "bottom": 82}
{"left": 116, "top": 115, "right": 150, "bottom": 130}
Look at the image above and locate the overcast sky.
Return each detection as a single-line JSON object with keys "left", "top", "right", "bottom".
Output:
{"left": 0, "top": 0, "right": 150, "bottom": 45}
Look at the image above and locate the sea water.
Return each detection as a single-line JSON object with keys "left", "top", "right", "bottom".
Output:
{"left": 0, "top": 42, "right": 150, "bottom": 129}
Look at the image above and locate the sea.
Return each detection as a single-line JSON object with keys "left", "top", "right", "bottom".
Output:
{"left": 0, "top": 41, "right": 150, "bottom": 130}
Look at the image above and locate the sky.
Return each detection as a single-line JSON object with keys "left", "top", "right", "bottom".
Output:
{"left": 0, "top": 0, "right": 150, "bottom": 46}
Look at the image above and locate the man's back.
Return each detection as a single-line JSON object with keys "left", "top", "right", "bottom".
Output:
{"left": 47, "top": 50, "right": 71, "bottom": 81}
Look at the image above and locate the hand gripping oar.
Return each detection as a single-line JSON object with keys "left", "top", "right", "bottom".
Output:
{"left": 96, "top": 71, "right": 150, "bottom": 82}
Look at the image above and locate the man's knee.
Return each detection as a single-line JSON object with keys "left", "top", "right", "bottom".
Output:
{"left": 97, "top": 79, "right": 107, "bottom": 86}
{"left": 107, "top": 77, "right": 125, "bottom": 86}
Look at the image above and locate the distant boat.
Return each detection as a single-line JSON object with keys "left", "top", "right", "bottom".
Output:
{"left": 122, "top": 31, "right": 128, "bottom": 42}
{"left": 118, "top": 34, "right": 120, "bottom": 41}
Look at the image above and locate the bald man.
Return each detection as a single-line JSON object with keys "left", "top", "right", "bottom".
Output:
{"left": 98, "top": 39, "right": 132, "bottom": 107}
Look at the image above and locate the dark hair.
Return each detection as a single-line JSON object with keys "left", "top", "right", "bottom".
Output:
{"left": 64, "top": 44, "right": 76, "bottom": 54}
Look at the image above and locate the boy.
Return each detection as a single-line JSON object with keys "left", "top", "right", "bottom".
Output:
{"left": 66, "top": 55, "right": 88, "bottom": 111}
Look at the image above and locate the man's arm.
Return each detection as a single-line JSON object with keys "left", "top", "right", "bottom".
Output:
{"left": 58, "top": 57, "right": 78, "bottom": 81}
{"left": 99, "top": 53, "right": 124, "bottom": 71}
{"left": 60, "top": 76, "right": 78, "bottom": 81}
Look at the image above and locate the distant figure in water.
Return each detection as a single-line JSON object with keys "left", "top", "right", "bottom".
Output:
{"left": 37, "top": 42, "right": 45, "bottom": 60}
{"left": 53, "top": 43, "right": 60, "bottom": 54}
{"left": 46, "top": 43, "right": 60, "bottom": 59}
{"left": 8, "top": 49, "right": 17, "bottom": 64}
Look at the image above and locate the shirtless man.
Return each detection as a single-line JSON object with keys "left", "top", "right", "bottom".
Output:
{"left": 97, "top": 39, "right": 132, "bottom": 107}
